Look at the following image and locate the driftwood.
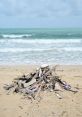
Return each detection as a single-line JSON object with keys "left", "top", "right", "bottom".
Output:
{"left": 3, "top": 65, "right": 78, "bottom": 100}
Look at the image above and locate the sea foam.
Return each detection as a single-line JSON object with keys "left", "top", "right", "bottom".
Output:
{"left": 0, "top": 47, "right": 82, "bottom": 53}
{"left": 1, "top": 34, "right": 32, "bottom": 39}
{"left": 0, "top": 38, "right": 81, "bottom": 44}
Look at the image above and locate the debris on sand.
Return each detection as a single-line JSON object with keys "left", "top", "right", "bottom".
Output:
{"left": 4, "top": 65, "right": 78, "bottom": 100}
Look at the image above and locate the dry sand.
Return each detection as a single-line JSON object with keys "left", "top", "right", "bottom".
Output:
{"left": 0, "top": 65, "right": 82, "bottom": 117}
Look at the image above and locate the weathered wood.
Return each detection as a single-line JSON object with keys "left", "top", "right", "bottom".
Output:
{"left": 4, "top": 84, "right": 15, "bottom": 90}
{"left": 55, "top": 92, "right": 62, "bottom": 99}
{"left": 3, "top": 65, "right": 78, "bottom": 100}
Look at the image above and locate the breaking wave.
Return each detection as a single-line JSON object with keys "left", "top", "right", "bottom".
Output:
{"left": 0, "top": 47, "right": 82, "bottom": 53}
{"left": 0, "top": 34, "right": 32, "bottom": 39}
{"left": 0, "top": 38, "right": 81, "bottom": 44}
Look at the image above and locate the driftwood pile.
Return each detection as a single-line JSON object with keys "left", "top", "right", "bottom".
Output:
{"left": 4, "top": 65, "right": 78, "bottom": 100}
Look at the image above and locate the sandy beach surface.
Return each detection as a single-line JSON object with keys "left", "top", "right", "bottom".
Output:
{"left": 0, "top": 65, "right": 82, "bottom": 117}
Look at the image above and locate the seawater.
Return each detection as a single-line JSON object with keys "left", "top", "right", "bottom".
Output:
{"left": 0, "top": 28, "right": 82, "bottom": 65}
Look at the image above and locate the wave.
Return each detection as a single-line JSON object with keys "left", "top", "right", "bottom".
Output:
{"left": 0, "top": 34, "right": 32, "bottom": 39}
{"left": 0, "top": 38, "right": 81, "bottom": 44}
{"left": 0, "top": 47, "right": 82, "bottom": 53}
{"left": 63, "top": 47, "right": 82, "bottom": 52}
{"left": 0, "top": 48, "right": 52, "bottom": 52}
{"left": 0, "top": 33, "right": 82, "bottom": 39}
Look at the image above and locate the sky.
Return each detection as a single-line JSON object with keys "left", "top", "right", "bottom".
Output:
{"left": 0, "top": 0, "right": 82, "bottom": 28}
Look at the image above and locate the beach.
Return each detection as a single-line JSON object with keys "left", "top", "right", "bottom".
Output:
{"left": 0, "top": 28, "right": 82, "bottom": 117}
{"left": 0, "top": 65, "right": 82, "bottom": 117}
{"left": 0, "top": 0, "right": 82, "bottom": 116}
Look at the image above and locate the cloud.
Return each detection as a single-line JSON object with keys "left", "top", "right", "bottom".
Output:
{"left": 63, "top": 0, "right": 82, "bottom": 16}
{"left": 0, "top": 0, "right": 82, "bottom": 18}
{"left": 0, "top": 0, "right": 82, "bottom": 28}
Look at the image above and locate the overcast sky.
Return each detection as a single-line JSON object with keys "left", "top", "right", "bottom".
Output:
{"left": 0, "top": 0, "right": 82, "bottom": 28}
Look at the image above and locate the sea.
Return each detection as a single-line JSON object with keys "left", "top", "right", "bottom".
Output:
{"left": 0, "top": 28, "right": 82, "bottom": 65}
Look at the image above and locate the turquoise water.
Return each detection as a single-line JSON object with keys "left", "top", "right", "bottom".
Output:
{"left": 0, "top": 28, "right": 82, "bottom": 65}
{"left": 0, "top": 28, "right": 82, "bottom": 39}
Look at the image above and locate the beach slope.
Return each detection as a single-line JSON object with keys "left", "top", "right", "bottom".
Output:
{"left": 0, "top": 65, "right": 82, "bottom": 117}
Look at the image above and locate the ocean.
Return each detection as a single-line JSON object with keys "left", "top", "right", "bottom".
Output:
{"left": 0, "top": 28, "right": 82, "bottom": 65}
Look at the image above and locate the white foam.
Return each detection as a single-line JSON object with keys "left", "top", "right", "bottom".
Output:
{"left": 2, "top": 34, "right": 31, "bottom": 38}
{"left": 0, "top": 48, "right": 52, "bottom": 52}
{"left": 0, "top": 47, "right": 82, "bottom": 53}
{"left": 0, "top": 38, "right": 81, "bottom": 44}
{"left": 63, "top": 47, "right": 82, "bottom": 51}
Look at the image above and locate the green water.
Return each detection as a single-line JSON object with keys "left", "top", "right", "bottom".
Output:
{"left": 0, "top": 28, "right": 82, "bottom": 39}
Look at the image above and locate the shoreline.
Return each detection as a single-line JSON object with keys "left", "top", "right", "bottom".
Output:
{"left": 0, "top": 64, "right": 82, "bottom": 67}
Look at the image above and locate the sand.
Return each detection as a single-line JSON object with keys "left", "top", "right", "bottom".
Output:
{"left": 0, "top": 65, "right": 82, "bottom": 117}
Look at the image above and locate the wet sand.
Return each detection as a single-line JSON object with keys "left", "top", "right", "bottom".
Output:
{"left": 0, "top": 65, "right": 82, "bottom": 117}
